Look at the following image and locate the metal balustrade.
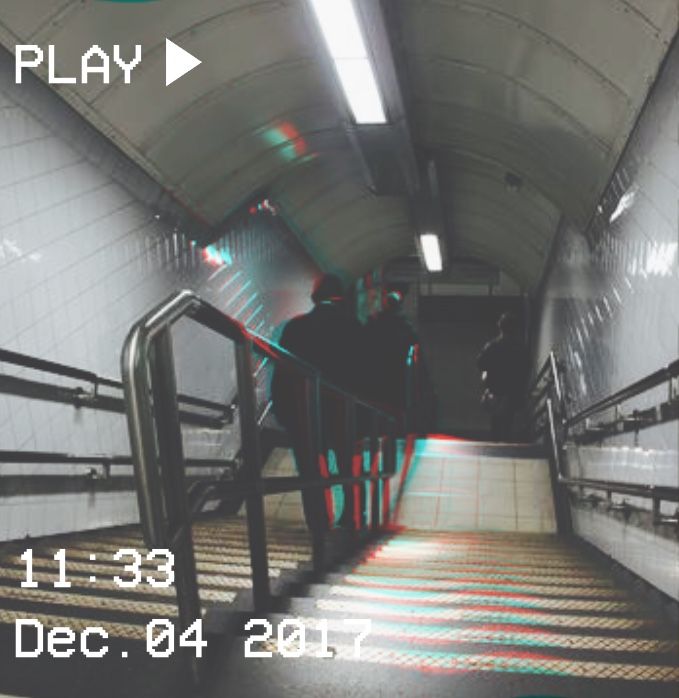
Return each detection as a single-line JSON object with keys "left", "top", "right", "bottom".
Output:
{"left": 121, "top": 290, "right": 404, "bottom": 685}
{"left": 530, "top": 351, "right": 679, "bottom": 533}
{"left": 0, "top": 346, "right": 238, "bottom": 497}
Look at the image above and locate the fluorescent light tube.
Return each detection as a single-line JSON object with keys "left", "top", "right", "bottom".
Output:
{"left": 334, "top": 58, "right": 386, "bottom": 124}
{"left": 308, "top": 0, "right": 366, "bottom": 58}
{"left": 308, "top": 0, "right": 387, "bottom": 124}
{"left": 420, "top": 233, "right": 443, "bottom": 272}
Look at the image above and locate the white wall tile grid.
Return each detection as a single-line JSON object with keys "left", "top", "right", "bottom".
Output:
{"left": 573, "top": 506, "right": 679, "bottom": 601}
{"left": 535, "top": 35, "right": 679, "bottom": 591}
{"left": 0, "top": 71, "right": 317, "bottom": 539}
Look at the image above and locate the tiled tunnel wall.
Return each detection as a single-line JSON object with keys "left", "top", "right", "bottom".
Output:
{"left": 0, "top": 57, "right": 318, "bottom": 541}
{"left": 535, "top": 36, "right": 679, "bottom": 599}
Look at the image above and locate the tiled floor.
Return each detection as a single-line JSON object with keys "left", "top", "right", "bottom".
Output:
{"left": 395, "top": 444, "right": 556, "bottom": 533}
{"left": 259, "top": 441, "right": 557, "bottom": 533}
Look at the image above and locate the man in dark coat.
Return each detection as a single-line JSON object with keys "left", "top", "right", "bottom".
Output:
{"left": 271, "top": 273, "right": 364, "bottom": 531}
{"left": 364, "top": 291, "right": 418, "bottom": 414}
{"left": 477, "top": 312, "right": 529, "bottom": 442}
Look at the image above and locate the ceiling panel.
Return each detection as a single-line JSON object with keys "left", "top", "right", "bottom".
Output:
{"left": 0, "top": 0, "right": 676, "bottom": 287}
{"left": 394, "top": 0, "right": 677, "bottom": 286}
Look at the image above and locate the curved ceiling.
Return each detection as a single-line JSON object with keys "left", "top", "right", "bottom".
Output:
{"left": 0, "top": 0, "right": 676, "bottom": 289}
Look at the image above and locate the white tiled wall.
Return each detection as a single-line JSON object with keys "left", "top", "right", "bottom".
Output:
{"left": 535, "top": 31, "right": 679, "bottom": 595}
{"left": 568, "top": 439, "right": 678, "bottom": 515}
{"left": 3, "top": 493, "right": 140, "bottom": 539}
{"left": 573, "top": 507, "right": 679, "bottom": 600}
{"left": 0, "top": 62, "right": 316, "bottom": 540}
{"left": 395, "top": 441, "right": 556, "bottom": 533}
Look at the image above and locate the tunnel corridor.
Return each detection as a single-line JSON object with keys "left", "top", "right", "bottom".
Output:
{"left": 0, "top": 1, "right": 678, "bottom": 697}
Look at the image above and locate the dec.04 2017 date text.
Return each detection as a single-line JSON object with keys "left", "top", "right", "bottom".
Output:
{"left": 15, "top": 619, "right": 205, "bottom": 659}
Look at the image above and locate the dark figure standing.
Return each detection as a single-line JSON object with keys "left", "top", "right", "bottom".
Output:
{"left": 477, "top": 312, "right": 529, "bottom": 442}
{"left": 364, "top": 291, "right": 418, "bottom": 414}
{"left": 271, "top": 274, "right": 363, "bottom": 532}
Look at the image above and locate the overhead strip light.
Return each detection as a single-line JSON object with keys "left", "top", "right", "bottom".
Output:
{"left": 420, "top": 233, "right": 443, "bottom": 273}
{"left": 308, "top": 0, "right": 387, "bottom": 124}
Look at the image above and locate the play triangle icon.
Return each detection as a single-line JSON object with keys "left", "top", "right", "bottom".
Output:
{"left": 165, "top": 38, "right": 202, "bottom": 86}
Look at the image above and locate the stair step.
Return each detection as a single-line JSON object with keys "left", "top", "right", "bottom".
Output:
{"left": 334, "top": 561, "right": 616, "bottom": 584}
{"left": 321, "top": 573, "right": 625, "bottom": 599}
{"left": 283, "top": 593, "right": 658, "bottom": 634}
{"left": 288, "top": 582, "right": 642, "bottom": 615}
{"left": 216, "top": 610, "right": 679, "bottom": 698}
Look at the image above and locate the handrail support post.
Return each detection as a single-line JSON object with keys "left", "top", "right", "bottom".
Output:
{"left": 149, "top": 330, "right": 203, "bottom": 686}
{"left": 236, "top": 338, "right": 270, "bottom": 612}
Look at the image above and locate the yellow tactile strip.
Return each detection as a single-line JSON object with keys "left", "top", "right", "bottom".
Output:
{"left": 67, "top": 536, "right": 312, "bottom": 556}
{"left": 195, "top": 521, "right": 310, "bottom": 536}
{"left": 46, "top": 539, "right": 311, "bottom": 562}
{"left": 381, "top": 531, "right": 563, "bottom": 543}
{"left": 0, "top": 567, "right": 246, "bottom": 599}
{"left": 292, "top": 616, "right": 679, "bottom": 654}
{"left": 0, "top": 556, "right": 280, "bottom": 586}
{"left": 372, "top": 543, "right": 583, "bottom": 558}
{"left": 373, "top": 533, "right": 582, "bottom": 548}
{"left": 358, "top": 560, "right": 607, "bottom": 578}
{"left": 342, "top": 574, "right": 624, "bottom": 599}
{"left": 368, "top": 551, "right": 597, "bottom": 570}
{"left": 252, "top": 639, "right": 679, "bottom": 682}
{"left": 351, "top": 565, "right": 615, "bottom": 587}
{"left": 315, "top": 599, "right": 654, "bottom": 631}
{"left": 328, "top": 585, "right": 637, "bottom": 613}
{"left": 0, "top": 584, "right": 197, "bottom": 617}
{"left": 19, "top": 547, "right": 303, "bottom": 569}
{"left": 0, "top": 609, "right": 148, "bottom": 642}
{"left": 370, "top": 536, "right": 596, "bottom": 561}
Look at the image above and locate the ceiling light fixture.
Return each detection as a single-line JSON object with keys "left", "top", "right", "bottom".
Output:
{"left": 419, "top": 233, "right": 443, "bottom": 273}
{"left": 308, "top": 0, "right": 387, "bottom": 124}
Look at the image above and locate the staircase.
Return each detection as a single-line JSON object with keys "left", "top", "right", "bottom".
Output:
{"left": 213, "top": 528, "right": 679, "bottom": 698}
{"left": 205, "top": 439, "right": 679, "bottom": 698}
{"left": 2, "top": 441, "right": 679, "bottom": 698}
{"left": 0, "top": 517, "right": 312, "bottom": 698}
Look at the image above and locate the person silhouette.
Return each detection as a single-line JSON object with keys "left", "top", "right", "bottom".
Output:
{"left": 363, "top": 291, "right": 418, "bottom": 414}
{"left": 271, "top": 273, "right": 363, "bottom": 531}
{"left": 477, "top": 312, "right": 529, "bottom": 442}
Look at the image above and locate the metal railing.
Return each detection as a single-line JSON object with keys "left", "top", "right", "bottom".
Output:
{"left": 566, "top": 358, "right": 679, "bottom": 438}
{"left": 531, "top": 352, "right": 679, "bottom": 532}
{"left": 527, "top": 350, "right": 567, "bottom": 437}
{"left": 0, "top": 347, "right": 239, "bottom": 496}
{"left": 121, "top": 290, "right": 401, "bottom": 683}
{"left": 0, "top": 347, "right": 234, "bottom": 425}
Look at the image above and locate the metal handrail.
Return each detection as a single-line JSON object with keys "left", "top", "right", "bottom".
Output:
{"left": 545, "top": 396, "right": 679, "bottom": 527}
{"left": 0, "top": 346, "right": 235, "bottom": 422}
{"left": 531, "top": 351, "right": 679, "bottom": 432}
{"left": 528, "top": 351, "right": 565, "bottom": 417}
{"left": 122, "top": 290, "right": 397, "bottom": 543}
{"left": 0, "top": 450, "right": 235, "bottom": 470}
{"left": 121, "top": 290, "right": 400, "bottom": 683}
{"left": 0, "top": 347, "right": 118, "bottom": 389}
{"left": 0, "top": 346, "right": 240, "bottom": 499}
{"left": 567, "top": 358, "right": 679, "bottom": 428}
{"left": 536, "top": 350, "right": 679, "bottom": 533}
